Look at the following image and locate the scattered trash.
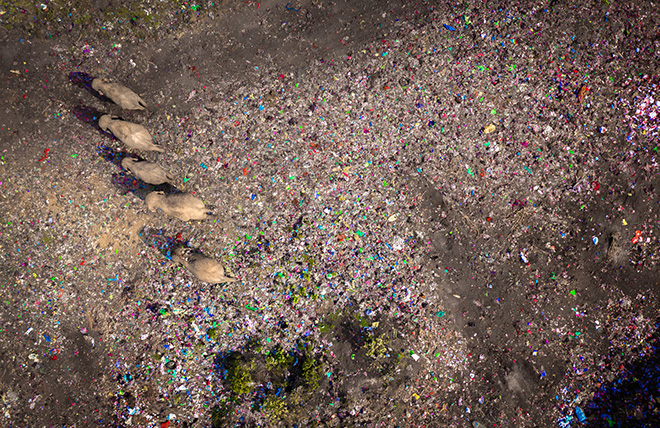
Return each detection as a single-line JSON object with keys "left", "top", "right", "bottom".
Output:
{"left": 483, "top": 123, "right": 496, "bottom": 134}
{"left": 37, "top": 148, "right": 50, "bottom": 162}
{"left": 285, "top": 2, "right": 300, "bottom": 12}
{"left": 3, "top": 2, "right": 659, "bottom": 427}
{"left": 558, "top": 415, "right": 573, "bottom": 428}
{"left": 577, "top": 86, "right": 588, "bottom": 103}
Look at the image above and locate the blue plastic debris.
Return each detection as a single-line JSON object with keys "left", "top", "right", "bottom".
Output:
{"left": 575, "top": 407, "right": 586, "bottom": 423}
{"left": 443, "top": 24, "right": 456, "bottom": 31}
{"left": 285, "top": 2, "right": 300, "bottom": 11}
{"left": 558, "top": 415, "right": 573, "bottom": 428}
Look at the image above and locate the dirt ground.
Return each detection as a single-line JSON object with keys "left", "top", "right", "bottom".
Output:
{"left": 1, "top": 0, "right": 660, "bottom": 427}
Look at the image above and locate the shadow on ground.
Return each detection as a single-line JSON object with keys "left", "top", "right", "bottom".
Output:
{"left": 581, "top": 318, "right": 660, "bottom": 427}
{"left": 93, "top": 143, "right": 177, "bottom": 197}
{"left": 69, "top": 72, "right": 112, "bottom": 103}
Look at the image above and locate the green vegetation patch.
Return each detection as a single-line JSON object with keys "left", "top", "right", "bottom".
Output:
{"left": 263, "top": 396, "right": 288, "bottom": 423}
{"left": 215, "top": 343, "right": 326, "bottom": 425}
{"left": 224, "top": 352, "right": 253, "bottom": 396}
{"left": 364, "top": 333, "right": 389, "bottom": 359}
{"left": 211, "top": 399, "right": 234, "bottom": 428}
{"left": 265, "top": 345, "right": 294, "bottom": 371}
{"left": 301, "top": 351, "right": 322, "bottom": 389}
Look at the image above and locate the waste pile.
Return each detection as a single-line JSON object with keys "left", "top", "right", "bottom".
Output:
{"left": 0, "top": 0, "right": 659, "bottom": 427}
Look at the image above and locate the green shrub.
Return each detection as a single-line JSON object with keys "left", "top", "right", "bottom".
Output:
{"left": 263, "top": 396, "right": 288, "bottom": 422}
{"left": 211, "top": 399, "right": 233, "bottom": 428}
{"left": 265, "top": 347, "right": 293, "bottom": 371}
{"left": 364, "top": 334, "right": 388, "bottom": 359}
{"left": 302, "top": 354, "right": 322, "bottom": 389}
{"left": 226, "top": 355, "right": 253, "bottom": 395}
